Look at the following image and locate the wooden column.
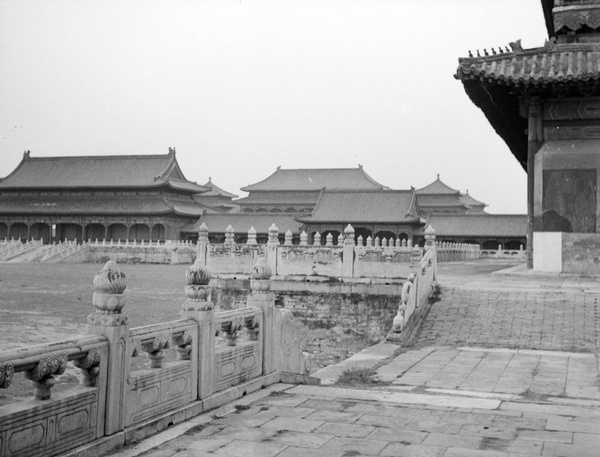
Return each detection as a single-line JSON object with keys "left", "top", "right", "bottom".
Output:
{"left": 527, "top": 97, "right": 544, "bottom": 269}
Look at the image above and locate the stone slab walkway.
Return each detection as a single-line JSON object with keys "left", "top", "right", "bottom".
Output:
{"left": 376, "top": 346, "right": 600, "bottom": 400}
{"left": 114, "top": 379, "right": 600, "bottom": 457}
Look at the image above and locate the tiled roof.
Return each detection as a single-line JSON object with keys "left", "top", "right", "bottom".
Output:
{"left": 417, "top": 176, "right": 459, "bottom": 195}
{"left": 297, "top": 189, "right": 420, "bottom": 224}
{"left": 191, "top": 214, "right": 303, "bottom": 234}
{"left": 455, "top": 44, "right": 600, "bottom": 88}
{"left": 241, "top": 167, "right": 388, "bottom": 192}
{"left": 417, "top": 194, "right": 467, "bottom": 209}
{"left": 235, "top": 191, "right": 321, "bottom": 205}
{"left": 0, "top": 195, "right": 204, "bottom": 216}
{"left": 202, "top": 179, "right": 238, "bottom": 198}
{"left": 0, "top": 151, "right": 208, "bottom": 193}
{"left": 459, "top": 192, "right": 487, "bottom": 209}
{"left": 427, "top": 214, "right": 527, "bottom": 237}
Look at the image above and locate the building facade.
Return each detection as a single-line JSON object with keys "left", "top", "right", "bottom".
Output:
{"left": 0, "top": 149, "right": 209, "bottom": 243}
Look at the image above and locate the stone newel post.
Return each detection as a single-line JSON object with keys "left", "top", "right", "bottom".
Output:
{"left": 181, "top": 260, "right": 214, "bottom": 399}
{"left": 343, "top": 224, "right": 355, "bottom": 278}
{"left": 247, "top": 258, "right": 275, "bottom": 374}
{"left": 266, "top": 223, "right": 279, "bottom": 276}
{"left": 197, "top": 222, "right": 209, "bottom": 267}
{"left": 86, "top": 260, "right": 131, "bottom": 435}
{"left": 424, "top": 225, "right": 436, "bottom": 250}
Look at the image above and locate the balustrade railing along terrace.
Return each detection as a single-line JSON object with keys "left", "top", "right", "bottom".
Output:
{"left": 0, "top": 258, "right": 311, "bottom": 457}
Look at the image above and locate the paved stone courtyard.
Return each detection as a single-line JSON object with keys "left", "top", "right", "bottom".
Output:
{"left": 111, "top": 261, "right": 600, "bottom": 457}
{"left": 415, "top": 262, "right": 600, "bottom": 352}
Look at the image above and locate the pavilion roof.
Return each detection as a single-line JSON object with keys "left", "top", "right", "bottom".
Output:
{"left": 459, "top": 191, "right": 487, "bottom": 209}
{"left": 416, "top": 175, "right": 460, "bottom": 195}
{"left": 240, "top": 166, "right": 388, "bottom": 192}
{"left": 416, "top": 194, "right": 468, "bottom": 210}
{"left": 427, "top": 214, "right": 527, "bottom": 237}
{"left": 0, "top": 150, "right": 208, "bottom": 193}
{"left": 201, "top": 178, "right": 238, "bottom": 198}
{"left": 191, "top": 213, "right": 303, "bottom": 234}
{"left": 0, "top": 195, "right": 204, "bottom": 217}
{"left": 297, "top": 189, "right": 421, "bottom": 224}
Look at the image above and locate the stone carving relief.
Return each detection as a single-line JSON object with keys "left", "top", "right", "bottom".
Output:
{"left": 25, "top": 352, "right": 68, "bottom": 400}
{"left": 0, "top": 362, "right": 15, "bottom": 388}
{"left": 74, "top": 346, "right": 102, "bottom": 387}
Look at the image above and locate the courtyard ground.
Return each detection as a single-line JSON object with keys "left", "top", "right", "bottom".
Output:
{"left": 107, "top": 260, "right": 600, "bottom": 457}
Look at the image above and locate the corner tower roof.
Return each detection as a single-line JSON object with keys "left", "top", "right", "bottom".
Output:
{"left": 241, "top": 166, "right": 388, "bottom": 192}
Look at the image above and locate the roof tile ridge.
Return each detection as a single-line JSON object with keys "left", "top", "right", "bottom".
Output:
{"left": 155, "top": 152, "right": 182, "bottom": 182}
{"left": 277, "top": 166, "right": 364, "bottom": 171}
{"left": 407, "top": 188, "right": 419, "bottom": 218}
{"left": 357, "top": 167, "right": 389, "bottom": 189}
{"left": 240, "top": 168, "right": 280, "bottom": 191}
{"left": 27, "top": 153, "right": 172, "bottom": 161}
{"left": 309, "top": 187, "right": 327, "bottom": 217}
{"left": 0, "top": 153, "right": 30, "bottom": 185}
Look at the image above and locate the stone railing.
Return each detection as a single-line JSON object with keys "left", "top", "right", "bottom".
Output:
{"left": 86, "top": 239, "right": 196, "bottom": 265}
{"left": 386, "top": 229, "right": 437, "bottom": 341}
{"left": 481, "top": 247, "right": 526, "bottom": 259}
{"left": 435, "top": 241, "right": 480, "bottom": 262}
{"left": 86, "top": 239, "right": 196, "bottom": 248}
{"left": 0, "top": 239, "right": 43, "bottom": 261}
{"left": 0, "top": 259, "right": 310, "bottom": 457}
{"left": 198, "top": 223, "right": 429, "bottom": 279}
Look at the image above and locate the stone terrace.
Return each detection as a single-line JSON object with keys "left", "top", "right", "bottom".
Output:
{"left": 107, "top": 260, "right": 600, "bottom": 457}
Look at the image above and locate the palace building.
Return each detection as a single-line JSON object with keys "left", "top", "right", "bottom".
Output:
{"left": 0, "top": 149, "right": 211, "bottom": 243}
{"left": 455, "top": 0, "right": 600, "bottom": 272}
{"left": 235, "top": 165, "right": 389, "bottom": 215}
{"left": 416, "top": 175, "right": 487, "bottom": 215}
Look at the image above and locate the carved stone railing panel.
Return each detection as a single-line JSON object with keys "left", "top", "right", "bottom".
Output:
{"left": 126, "top": 319, "right": 198, "bottom": 428}
{"left": 0, "top": 335, "right": 109, "bottom": 457}
{"left": 213, "top": 307, "right": 263, "bottom": 392}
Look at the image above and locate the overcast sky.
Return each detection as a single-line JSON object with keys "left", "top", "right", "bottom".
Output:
{"left": 0, "top": 0, "right": 546, "bottom": 213}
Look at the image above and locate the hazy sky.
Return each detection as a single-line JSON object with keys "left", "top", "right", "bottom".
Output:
{"left": 0, "top": 0, "right": 546, "bottom": 213}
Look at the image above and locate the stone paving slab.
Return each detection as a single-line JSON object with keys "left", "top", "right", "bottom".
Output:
{"left": 311, "top": 341, "right": 399, "bottom": 385}
{"left": 416, "top": 264, "right": 600, "bottom": 352}
{"left": 377, "top": 347, "right": 600, "bottom": 400}
{"left": 114, "top": 382, "right": 600, "bottom": 457}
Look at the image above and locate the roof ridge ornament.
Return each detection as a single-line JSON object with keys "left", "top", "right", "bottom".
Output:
{"left": 544, "top": 37, "right": 557, "bottom": 51}
{"left": 23, "top": 150, "right": 30, "bottom": 159}
{"left": 509, "top": 39, "right": 524, "bottom": 53}
{"left": 168, "top": 147, "right": 176, "bottom": 155}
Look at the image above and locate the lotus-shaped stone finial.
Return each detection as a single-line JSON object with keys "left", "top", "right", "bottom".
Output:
{"left": 250, "top": 257, "right": 271, "bottom": 280}
{"left": 90, "top": 261, "right": 128, "bottom": 326}
{"left": 186, "top": 260, "right": 212, "bottom": 285}
{"left": 182, "top": 260, "right": 213, "bottom": 308}
{"left": 93, "top": 261, "right": 127, "bottom": 294}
